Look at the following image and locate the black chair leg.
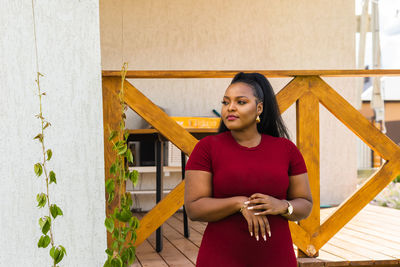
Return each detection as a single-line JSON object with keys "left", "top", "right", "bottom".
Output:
{"left": 181, "top": 151, "right": 190, "bottom": 238}
{"left": 155, "top": 139, "right": 164, "bottom": 252}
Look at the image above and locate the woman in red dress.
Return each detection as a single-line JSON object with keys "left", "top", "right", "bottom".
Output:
{"left": 184, "top": 72, "right": 313, "bottom": 267}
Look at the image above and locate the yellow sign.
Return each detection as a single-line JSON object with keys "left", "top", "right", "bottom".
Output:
{"left": 171, "top": 117, "right": 220, "bottom": 128}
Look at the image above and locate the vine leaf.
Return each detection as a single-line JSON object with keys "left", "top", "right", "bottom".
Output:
{"left": 43, "top": 122, "right": 51, "bottom": 130}
{"left": 59, "top": 245, "right": 67, "bottom": 255}
{"left": 111, "top": 240, "right": 119, "bottom": 251}
{"left": 121, "top": 246, "right": 136, "bottom": 265}
{"left": 110, "top": 256, "right": 123, "bottom": 267}
{"left": 113, "top": 141, "right": 122, "bottom": 151}
{"left": 129, "top": 216, "right": 140, "bottom": 230}
{"left": 39, "top": 216, "right": 51, "bottom": 235}
{"left": 105, "top": 249, "right": 113, "bottom": 257}
{"left": 126, "top": 149, "right": 133, "bottom": 164}
{"left": 116, "top": 208, "right": 132, "bottom": 223}
{"left": 50, "top": 204, "right": 63, "bottom": 219}
{"left": 107, "top": 191, "right": 115, "bottom": 203}
{"left": 46, "top": 149, "right": 52, "bottom": 161}
{"left": 35, "top": 113, "right": 44, "bottom": 120}
{"left": 105, "top": 217, "right": 114, "bottom": 233}
{"left": 130, "top": 231, "right": 137, "bottom": 243}
{"left": 49, "top": 171, "right": 57, "bottom": 184}
{"left": 36, "top": 193, "right": 47, "bottom": 208}
{"left": 110, "top": 163, "right": 117, "bottom": 175}
{"left": 123, "top": 192, "right": 133, "bottom": 207}
{"left": 105, "top": 179, "right": 115, "bottom": 194}
{"left": 113, "top": 141, "right": 126, "bottom": 155}
{"left": 128, "top": 246, "right": 136, "bottom": 264}
{"left": 128, "top": 170, "right": 139, "bottom": 187}
{"left": 33, "top": 133, "right": 43, "bottom": 143}
{"left": 112, "top": 229, "right": 119, "bottom": 239}
{"left": 124, "top": 131, "right": 130, "bottom": 141}
{"left": 108, "top": 130, "right": 118, "bottom": 141}
{"left": 37, "top": 235, "right": 51, "bottom": 248}
{"left": 117, "top": 144, "right": 127, "bottom": 155}
{"left": 50, "top": 246, "right": 65, "bottom": 264}
{"left": 34, "top": 163, "right": 43, "bottom": 177}
{"left": 49, "top": 246, "right": 55, "bottom": 258}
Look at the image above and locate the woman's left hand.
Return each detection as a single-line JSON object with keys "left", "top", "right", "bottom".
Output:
{"left": 246, "top": 193, "right": 288, "bottom": 216}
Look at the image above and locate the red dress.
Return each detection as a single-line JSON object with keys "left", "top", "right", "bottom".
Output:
{"left": 185, "top": 131, "right": 307, "bottom": 267}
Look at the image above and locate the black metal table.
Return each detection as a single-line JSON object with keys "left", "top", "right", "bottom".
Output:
{"left": 127, "top": 128, "right": 218, "bottom": 252}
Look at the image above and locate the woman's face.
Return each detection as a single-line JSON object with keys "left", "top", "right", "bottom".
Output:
{"left": 221, "top": 82, "right": 263, "bottom": 131}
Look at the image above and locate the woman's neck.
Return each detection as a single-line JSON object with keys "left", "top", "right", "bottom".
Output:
{"left": 230, "top": 127, "right": 261, "bottom": 148}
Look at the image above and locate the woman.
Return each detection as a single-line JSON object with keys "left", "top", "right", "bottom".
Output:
{"left": 184, "top": 72, "right": 313, "bottom": 267}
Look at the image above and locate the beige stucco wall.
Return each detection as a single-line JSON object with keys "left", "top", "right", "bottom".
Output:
{"left": 1, "top": 1, "right": 106, "bottom": 265}
{"left": 100, "top": 0, "right": 357, "bottom": 206}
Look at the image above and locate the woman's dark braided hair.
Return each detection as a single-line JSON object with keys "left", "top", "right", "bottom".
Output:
{"left": 218, "top": 72, "right": 290, "bottom": 139}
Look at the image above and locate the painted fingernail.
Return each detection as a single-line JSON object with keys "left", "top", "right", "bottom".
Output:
{"left": 256, "top": 236, "right": 259, "bottom": 241}
{"left": 247, "top": 206, "right": 253, "bottom": 210}
{"left": 244, "top": 201, "right": 250, "bottom": 205}
{"left": 250, "top": 232, "right": 253, "bottom": 236}
{"left": 263, "top": 235, "right": 266, "bottom": 241}
{"left": 254, "top": 212, "right": 260, "bottom": 215}
{"left": 268, "top": 230, "right": 271, "bottom": 237}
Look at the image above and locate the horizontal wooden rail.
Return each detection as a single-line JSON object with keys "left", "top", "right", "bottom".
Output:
{"left": 102, "top": 69, "right": 400, "bottom": 78}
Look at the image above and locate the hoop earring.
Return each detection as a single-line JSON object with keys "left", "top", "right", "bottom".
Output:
{"left": 256, "top": 115, "right": 261, "bottom": 123}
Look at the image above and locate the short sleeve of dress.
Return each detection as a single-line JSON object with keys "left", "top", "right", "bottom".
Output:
{"left": 185, "top": 137, "right": 212, "bottom": 173}
{"left": 286, "top": 140, "right": 307, "bottom": 176}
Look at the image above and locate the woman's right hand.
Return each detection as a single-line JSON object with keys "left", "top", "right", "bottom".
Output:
{"left": 241, "top": 207, "right": 271, "bottom": 241}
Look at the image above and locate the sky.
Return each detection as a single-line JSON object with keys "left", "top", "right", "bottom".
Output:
{"left": 356, "top": 0, "right": 400, "bottom": 68}
{"left": 356, "top": 0, "right": 400, "bottom": 100}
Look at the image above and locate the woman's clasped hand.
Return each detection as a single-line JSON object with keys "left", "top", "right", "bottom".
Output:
{"left": 240, "top": 193, "right": 289, "bottom": 241}
{"left": 240, "top": 202, "right": 270, "bottom": 242}
{"left": 247, "top": 193, "right": 289, "bottom": 216}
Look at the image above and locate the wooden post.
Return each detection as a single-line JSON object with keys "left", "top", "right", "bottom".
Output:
{"left": 296, "top": 81, "right": 320, "bottom": 257}
{"left": 102, "top": 77, "right": 124, "bottom": 248}
{"left": 373, "top": 121, "right": 383, "bottom": 167}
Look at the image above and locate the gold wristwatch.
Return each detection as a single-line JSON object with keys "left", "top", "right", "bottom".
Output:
{"left": 283, "top": 200, "right": 293, "bottom": 216}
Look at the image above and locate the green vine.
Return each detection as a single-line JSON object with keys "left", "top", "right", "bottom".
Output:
{"left": 104, "top": 63, "right": 139, "bottom": 267}
{"left": 33, "top": 72, "right": 66, "bottom": 266}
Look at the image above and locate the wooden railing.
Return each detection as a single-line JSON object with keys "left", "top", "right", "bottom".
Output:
{"left": 102, "top": 70, "right": 400, "bottom": 257}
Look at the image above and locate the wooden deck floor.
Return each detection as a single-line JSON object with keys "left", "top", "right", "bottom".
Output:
{"left": 131, "top": 204, "right": 400, "bottom": 267}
